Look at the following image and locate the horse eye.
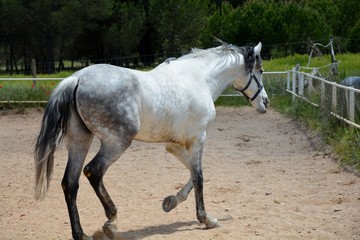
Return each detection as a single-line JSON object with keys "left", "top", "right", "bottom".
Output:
{"left": 260, "top": 69, "right": 263, "bottom": 74}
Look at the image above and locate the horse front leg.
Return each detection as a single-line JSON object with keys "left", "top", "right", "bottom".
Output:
{"left": 163, "top": 143, "right": 194, "bottom": 212}
{"left": 162, "top": 178, "right": 193, "bottom": 212}
{"left": 190, "top": 140, "right": 219, "bottom": 229}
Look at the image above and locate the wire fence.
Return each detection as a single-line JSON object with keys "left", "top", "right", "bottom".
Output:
{"left": 0, "top": 73, "right": 286, "bottom": 103}
{"left": 1, "top": 72, "right": 360, "bottom": 131}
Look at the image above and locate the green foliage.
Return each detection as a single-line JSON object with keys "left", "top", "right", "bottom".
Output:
{"left": 286, "top": 97, "right": 360, "bottom": 170}
{"left": 334, "top": 128, "right": 360, "bottom": 168}
{"left": 105, "top": 2, "right": 145, "bottom": 57}
{"left": 348, "top": 20, "right": 360, "bottom": 53}
{"left": 1, "top": 0, "right": 360, "bottom": 75}
{"left": 263, "top": 54, "right": 309, "bottom": 71}
{"left": 204, "top": 0, "right": 332, "bottom": 54}
{"left": 332, "top": 0, "right": 360, "bottom": 38}
{"left": 215, "top": 95, "right": 249, "bottom": 107}
{"left": 148, "top": 0, "right": 209, "bottom": 55}
{"left": 0, "top": 81, "right": 58, "bottom": 109}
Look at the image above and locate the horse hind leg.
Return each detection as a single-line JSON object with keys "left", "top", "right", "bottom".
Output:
{"left": 62, "top": 113, "right": 94, "bottom": 240}
{"left": 83, "top": 136, "right": 133, "bottom": 239}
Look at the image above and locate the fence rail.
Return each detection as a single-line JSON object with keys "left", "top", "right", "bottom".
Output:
{"left": 1, "top": 72, "right": 360, "bottom": 130}
{"left": 0, "top": 78, "right": 63, "bottom": 81}
{"left": 286, "top": 70, "right": 360, "bottom": 129}
{"left": 0, "top": 77, "right": 63, "bottom": 104}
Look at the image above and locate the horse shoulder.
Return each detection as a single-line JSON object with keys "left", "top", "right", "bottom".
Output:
{"left": 132, "top": 70, "right": 215, "bottom": 143}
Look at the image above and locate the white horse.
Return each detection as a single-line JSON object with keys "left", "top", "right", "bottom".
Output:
{"left": 34, "top": 41, "right": 269, "bottom": 240}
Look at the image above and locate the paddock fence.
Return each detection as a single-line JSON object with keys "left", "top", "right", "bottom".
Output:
{"left": 221, "top": 70, "right": 360, "bottom": 129}
{"left": 285, "top": 70, "right": 360, "bottom": 129}
{"left": 1, "top": 72, "right": 360, "bottom": 130}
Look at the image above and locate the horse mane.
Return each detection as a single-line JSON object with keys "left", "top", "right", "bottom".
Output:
{"left": 214, "top": 39, "right": 256, "bottom": 74}
{"left": 173, "top": 39, "right": 257, "bottom": 74}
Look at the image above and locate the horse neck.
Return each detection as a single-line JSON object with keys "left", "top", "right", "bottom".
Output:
{"left": 204, "top": 54, "right": 246, "bottom": 101}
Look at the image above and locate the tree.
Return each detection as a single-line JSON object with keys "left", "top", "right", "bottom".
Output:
{"left": 24, "top": 0, "right": 61, "bottom": 73}
{"left": 0, "top": 0, "right": 26, "bottom": 74}
{"left": 333, "top": 0, "right": 360, "bottom": 39}
{"left": 72, "top": 0, "right": 114, "bottom": 63}
{"left": 104, "top": 1, "right": 145, "bottom": 66}
{"left": 52, "top": 0, "right": 84, "bottom": 70}
{"left": 204, "top": 0, "right": 332, "bottom": 56}
{"left": 347, "top": 20, "right": 360, "bottom": 52}
{"left": 148, "top": 0, "right": 210, "bottom": 56}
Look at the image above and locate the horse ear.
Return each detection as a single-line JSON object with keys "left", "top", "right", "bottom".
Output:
{"left": 254, "top": 42, "right": 262, "bottom": 55}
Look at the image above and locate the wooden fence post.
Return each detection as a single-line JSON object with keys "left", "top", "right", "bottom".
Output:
{"left": 292, "top": 70, "right": 296, "bottom": 102}
{"left": 32, "top": 59, "right": 36, "bottom": 87}
{"left": 321, "top": 81, "right": 326, "bottom": 106}
{"left": 332, "top": 85, "right": 337, "bottom": 113}
{"left": 286, "top": 70, "right": 290, "bottom": 91}
{"left": 349, "top": 88, "right": 355, "bottom": 122}
{"left": 299, "top": 73, "right": 304, "bottom": 96}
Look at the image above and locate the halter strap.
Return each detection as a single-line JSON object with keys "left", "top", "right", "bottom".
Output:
{"left": 234, "top": 73, "right": 263, "bottom": 102}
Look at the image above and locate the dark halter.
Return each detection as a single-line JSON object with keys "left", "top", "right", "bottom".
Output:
{"left": 234, "top": 73, "right": 263, "bottom": 102}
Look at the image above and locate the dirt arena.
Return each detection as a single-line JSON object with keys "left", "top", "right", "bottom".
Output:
{"left": 0, "top": 106, "right": 359, "bottom": 240}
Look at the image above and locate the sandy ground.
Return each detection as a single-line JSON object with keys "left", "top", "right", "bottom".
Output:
{"left": 0, "top": 106, "right": 359, "bottom": 240}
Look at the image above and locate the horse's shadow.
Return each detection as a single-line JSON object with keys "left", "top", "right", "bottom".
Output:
{"left": 92, "top": 217, "right": 232, "bottom": 240}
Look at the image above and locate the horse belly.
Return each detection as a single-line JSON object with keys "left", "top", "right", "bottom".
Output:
{"left": 134, "top": 117, "right": 181, "bottom": 143}
{"left": 134, "top": 106, "right": 213, "bottom": 144}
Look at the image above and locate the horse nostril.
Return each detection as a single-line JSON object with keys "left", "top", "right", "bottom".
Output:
{"left": 264, "top": 98, "right": 270, "bottom": 108}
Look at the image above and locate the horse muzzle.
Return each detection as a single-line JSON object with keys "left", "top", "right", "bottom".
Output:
{"left": 256, "top": 96, "right": 269, "bottom": 113}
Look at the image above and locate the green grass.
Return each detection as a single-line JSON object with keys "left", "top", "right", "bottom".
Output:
{"left": 333, "top": 128, "right": 360, "bottom": 168}
{"left": 287, "top": 97, "right": 360, "bottom": 169}
{"left": 264, "top": 53, "right": 360, "bottom": 78}
{"left": 0, "top": 81, "right": 58, "bottom": 109}
{"left": 215, "top": 94, "right": 249, "bottom": 107}
{"left": 0, "top": 72, "right": 67, "bottom": 109}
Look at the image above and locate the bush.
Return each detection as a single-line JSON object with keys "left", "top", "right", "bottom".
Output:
{"left": 0, "top": 81, "right": 57, "bottom": 110}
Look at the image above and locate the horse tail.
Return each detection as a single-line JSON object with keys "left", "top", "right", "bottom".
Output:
{"left": 34, "top": 76, "right": 79, "bottom": 200}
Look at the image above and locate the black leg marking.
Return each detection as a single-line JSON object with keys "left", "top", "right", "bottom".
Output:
{"left": 62, "top": 163, "right": 87, "bottom": 240}
{"left": 83, "top": 162, "right": 117, "bottom": 221}
{"left": 191, "top": 162, "right": 208, "bottom": 224}
{"left": 189, "top": 142, "right": 219, "bottom": 229}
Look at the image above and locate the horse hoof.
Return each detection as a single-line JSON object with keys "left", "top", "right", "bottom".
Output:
{"left": 205, "top": 216, "right": 220, "bottom": 229}
{"left": 162, "top": 195, "right": 177, "bottom": 212}
{"left": 103, "top": 221, "right": 117, "bottom": 239}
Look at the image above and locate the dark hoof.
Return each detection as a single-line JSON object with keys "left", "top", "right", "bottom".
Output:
{"left": 162, "top": 195, "right": 177, "bottom": 212}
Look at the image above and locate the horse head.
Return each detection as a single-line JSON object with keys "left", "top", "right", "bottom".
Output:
{"left": 233, "top": 42, "right": 269, "bottom": 113}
